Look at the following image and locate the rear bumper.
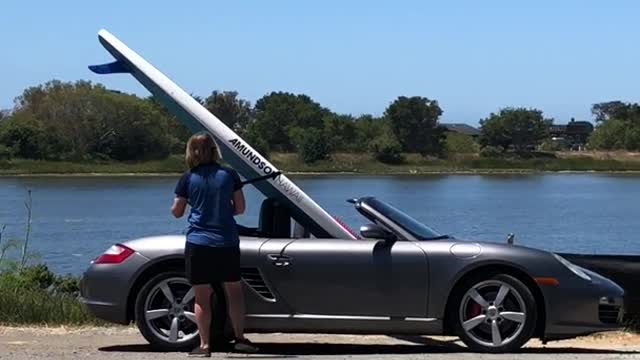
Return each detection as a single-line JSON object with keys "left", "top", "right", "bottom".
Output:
{"left": 80, "top": 298, "right": 129, "bottom": 325}
{"left": 80, "top": 252, "right": 150, "bottom": 324}
{"left": 542, "top": 270, "right": 625, "bottom": 341}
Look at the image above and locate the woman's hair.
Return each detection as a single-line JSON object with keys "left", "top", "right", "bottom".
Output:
{"left": 185, "top": 132, "right": 220, "bottom": 168}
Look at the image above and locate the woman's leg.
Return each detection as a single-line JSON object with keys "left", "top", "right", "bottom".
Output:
{"left": 223, "top": 281, "right": 245, "bottom": 340}
{"left": 193, "top": 284, "right": 213, "bottom": 349}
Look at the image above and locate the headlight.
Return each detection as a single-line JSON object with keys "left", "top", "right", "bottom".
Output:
{"left": 553, "top": 254, "right": 592, "bottom": 281}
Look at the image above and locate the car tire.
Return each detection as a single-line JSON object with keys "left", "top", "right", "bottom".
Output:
{"left": 452, "top": 274, "right": 537, "bottom": 353}
{"left": 134, "top": 271, "right": 199, "bottom": 351}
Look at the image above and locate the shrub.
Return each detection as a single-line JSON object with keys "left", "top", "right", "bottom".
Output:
{"left": 445, "top": 133, "right": 479, "bottom": 154}
{"left": 0, "top": 191, "right": 96, "bottom": 325}
{"left": 289, "top": 127, "right": 332, "bottom": 164}
{"left": 539, "top": 139, "right": 568, "bottom": 151}
{"left": 245, "top": 128, "right": 271, "bottom": 159}
{"left": 0, "top": 113, "right": 55, "bottom": 160}
{"left": 368, "top": 133, "right": 404, "bottom": 164}
{"left": 17, "top": 264, "right": 56, "bottom": 290}
{"left": 479, "top": 145, "right": 504, "bottom": 158}
{"left": 0, "top": 144, "right": 13, "bottom": 160}
{"left": 587, "top": 118, "right": 638, "bottom": 150}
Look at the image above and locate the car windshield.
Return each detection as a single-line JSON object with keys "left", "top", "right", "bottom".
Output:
{"left": 365, "top": 198, "right": 444, "bottom": 240}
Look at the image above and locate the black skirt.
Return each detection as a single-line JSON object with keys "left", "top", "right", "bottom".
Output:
{"left": 185, "top": 242, "right": 241, "bottom": 285}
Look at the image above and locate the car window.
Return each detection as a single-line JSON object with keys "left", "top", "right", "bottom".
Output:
{"left": 364, "top": 198, "right": 442, "bottom": 240}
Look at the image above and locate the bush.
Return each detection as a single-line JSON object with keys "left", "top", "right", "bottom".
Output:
{"left": 479, "top": 108, "right": 551, "bottom": 152}
{"left": 17, "top": 264, "right": 56, "bottom": 290}
{"left": 0, "top": 192, "right": 96, "bottom": 325}
{"left": 479, "top": 145, "right": 504, "bottom": 158}
{"left": 539, "top": 139, "right": 569, "bottom": 151}
{"left": 289, "top": 127, "right": 332, "bottom": 164}
{"left": 0, "top": 144, "right": 13, "bottom": 160}
{"left": 368, "top": 133, "right": 404, "bottom": 164}
{"left": 0, "top": 113, "right": 57, "bottom": 160}
{"left": 245, "top": 127, "right": 271, "bottom": 159}
{"left": 587, "top": 119, "right": 627, "bottom": 150}
{"left": 445, "top": 133, "right": 479, "bottom": 154}
{"left": 0, "top": 263, "right": 92, "bottom": 325}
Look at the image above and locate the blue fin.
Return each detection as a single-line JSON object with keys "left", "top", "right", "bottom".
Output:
{"left": 88, "top": 61, "right": 130, "bottom": 74}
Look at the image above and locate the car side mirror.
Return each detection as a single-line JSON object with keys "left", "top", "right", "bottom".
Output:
{"left": 360, "top": 223, "right": 395, "bottom": 242}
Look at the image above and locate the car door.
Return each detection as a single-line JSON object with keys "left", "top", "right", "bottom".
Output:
{"left": 260, "top": 238, "right": 429, "bottom": 318}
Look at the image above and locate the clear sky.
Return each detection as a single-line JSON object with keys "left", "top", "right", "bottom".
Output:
{"left": 1, "top": 0, "right": 639, "bottom": 125}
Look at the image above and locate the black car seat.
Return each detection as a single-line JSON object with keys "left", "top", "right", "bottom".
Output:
{"left": 258, "top": 198, "right": 292, "bottom": 238}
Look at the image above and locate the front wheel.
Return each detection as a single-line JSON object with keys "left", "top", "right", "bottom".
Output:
{"left": 453, "top": 274, "right": 537, "bottom": 353}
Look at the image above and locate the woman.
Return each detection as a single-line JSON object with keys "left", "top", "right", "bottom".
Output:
{"left": 171, "top": 132, "right": 258, "bottom": 356}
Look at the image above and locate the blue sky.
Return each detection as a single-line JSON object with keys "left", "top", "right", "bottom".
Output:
{"left": 1, "top": 0, "right": 639, "bottom": 125}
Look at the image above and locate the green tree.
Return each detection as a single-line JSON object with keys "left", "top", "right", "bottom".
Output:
{"left": 588, "top": 101, "right": 640, "bottom": 151}
{"left": 100, "top": 94, "right": 173, "bottom": 161}
{"left": 479, "top": 108, "right": 551, "bottom": 152}
{"left": 323, "top": 114, "right": 357, "bottom": 152}
{"left": 587, "top": 118, "right": 640, "bottom": 151}
{"left": 0, "top": 111, "right": 57, "bottom": 159}
{"left": 354, "top": 115, "right": 386, "bottom": 149}
{"left": 445, "top": 132, "right": 478, "bottom": 154}
{"left": 384, "top": 96, "right": 445, "bottom": 156}
{"left": 368, "top": 132, "right": 403, "bottom": 164}
{"left": 10, "top": 80, "right": 175, "bottom": 161}
{"left": 146, "top": 96, "right": 191, "bottom": 153}
{"left": 203, "top": 91, "right": 254, "bottom": 135}
{"left": 253, "top": 92, "right": 330, "bottom": 151}
{"left": 591, "top": 101, "right": 640, "bottom": 123}
{"left": 289, "top": 127, "right": 331, "bottom": 163}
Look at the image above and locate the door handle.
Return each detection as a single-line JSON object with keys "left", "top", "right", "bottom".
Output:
{"left": 267, "top": 254, "right": 291, "bottom": 267}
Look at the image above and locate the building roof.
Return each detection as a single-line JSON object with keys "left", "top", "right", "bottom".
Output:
{"left": 441, "top": 123, "right": 481, "bottom": 136}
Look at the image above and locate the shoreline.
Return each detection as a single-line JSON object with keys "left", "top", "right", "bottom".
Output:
{"left": 3, "top": 169, "right": 640, "bottom": 177}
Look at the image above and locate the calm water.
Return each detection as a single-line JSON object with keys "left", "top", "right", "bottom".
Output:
{"left": 1, "top": 174, "right": 639, "bottom": 275}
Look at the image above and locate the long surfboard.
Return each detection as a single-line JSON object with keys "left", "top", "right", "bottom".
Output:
{"left": 89, "top": 29, "right": 356, "bottom": 240}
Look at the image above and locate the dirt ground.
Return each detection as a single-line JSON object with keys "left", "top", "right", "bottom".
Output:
{"left": 1, "top": 326, "right": 639, "bottom": 360}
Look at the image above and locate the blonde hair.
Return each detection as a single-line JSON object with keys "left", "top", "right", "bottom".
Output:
{"left": 185, "top": 132, "right": 220, "bottom": 168}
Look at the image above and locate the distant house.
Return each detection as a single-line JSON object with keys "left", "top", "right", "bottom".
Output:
{"left": 441, "top": 123, "right": 481, "bottom": 138}
{"left": 549, "top": 118, "right": 594, "bottom": 147}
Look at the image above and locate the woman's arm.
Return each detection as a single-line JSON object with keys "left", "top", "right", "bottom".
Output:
{"left": 232, "top": 189, "right": 246, "bottom": 215}
{"left": 171, "top": 197, "right": 188, "bottom": 218}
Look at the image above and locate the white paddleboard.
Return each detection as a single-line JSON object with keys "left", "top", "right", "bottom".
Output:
{"left": 89, "top": 29, "right": 356, "bottom": 240}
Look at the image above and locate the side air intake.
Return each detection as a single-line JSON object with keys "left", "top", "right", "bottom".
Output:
{"left": 240, "top": 268, "right": 276, "bottom": 301}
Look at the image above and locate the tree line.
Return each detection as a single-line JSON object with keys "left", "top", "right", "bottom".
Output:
{"left": 0, "top": 80, "right": 638, "bottom": 164}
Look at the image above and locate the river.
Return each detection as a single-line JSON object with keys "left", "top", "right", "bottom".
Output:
{"left": 0, "top": 174, "right": 639, "bottom": 275}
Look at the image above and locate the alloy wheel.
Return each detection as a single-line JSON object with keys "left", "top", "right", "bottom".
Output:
{"left": 143, "top": 277, "right": 198, "bottom": 344}
{"left": 459, "top": 279, "right": 527, "bottom": 348}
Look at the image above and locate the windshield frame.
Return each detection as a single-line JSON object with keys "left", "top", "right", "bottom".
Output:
{"left": 355, "top": 197, "right": 444, "bottom": 240}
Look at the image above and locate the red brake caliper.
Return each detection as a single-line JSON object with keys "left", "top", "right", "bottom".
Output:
{"left": 468, "top": 301, "right": 482, "bottom": 319}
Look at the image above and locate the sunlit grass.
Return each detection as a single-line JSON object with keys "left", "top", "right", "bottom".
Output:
{"left": 2, "top": 152, "right": 640, "bottom": 175}
{"left": 0, "top": 284, "right": 100, "bottom": 326}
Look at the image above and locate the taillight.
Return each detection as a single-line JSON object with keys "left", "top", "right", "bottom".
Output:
{"left": 94, "top": 244, "right": 134, "bottom": 264}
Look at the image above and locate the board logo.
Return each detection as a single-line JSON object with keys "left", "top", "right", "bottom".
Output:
{"left": 229, "top": 138, "right": 274, "bottom": 175}
{"left": 229, "top": 138, "right": 303, "bottom": 203}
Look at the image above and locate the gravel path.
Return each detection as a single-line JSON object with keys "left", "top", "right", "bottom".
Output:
{"left": 1, "top": 326, "right": 639, "bottom": 359}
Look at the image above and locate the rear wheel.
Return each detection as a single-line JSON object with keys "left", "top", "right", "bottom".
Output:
{"left": 134, "top": 271, "right": 199, "bottom": 351}
{"left": 453, "top": 274, "right": 537, "bottom": 353}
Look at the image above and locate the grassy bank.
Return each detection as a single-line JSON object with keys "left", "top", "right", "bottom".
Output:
{"left": 0, "top": 265, "right": 100, "bottom": 326}
{"left": 272, "top": 152, "right": 640, "bottom": 174}
{"left": 3, "top": 152, "right": 640, "bottom": 176}
{"left": 0, "top": 156, "right": 186, "bottom": 175}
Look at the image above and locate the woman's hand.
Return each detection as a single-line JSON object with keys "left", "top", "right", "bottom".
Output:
{"left": 171, "top": 196, "right": 187, "bottom": 218}
{"left": 232, "top": 190, "right": 246, "bottom": 215}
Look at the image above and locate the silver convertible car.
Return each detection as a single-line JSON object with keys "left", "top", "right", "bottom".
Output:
{"left": 80, "top": 196, "right": 624, "bottom": 353}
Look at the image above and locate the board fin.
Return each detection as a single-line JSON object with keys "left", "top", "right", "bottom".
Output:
{"left": 88, "top": 60, "right": 130, "bottom": 74}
